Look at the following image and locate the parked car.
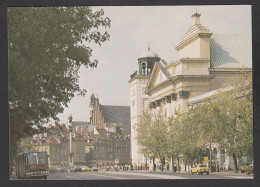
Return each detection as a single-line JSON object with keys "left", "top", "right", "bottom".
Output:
{"left": 69, "top": 166, "right": 77, "bottom": 172}
{"left": 92, "top": 167, "right": 99, "bottom": 172}
{"left": 74, "top": 166, "right": 82, "bottom": 172}
{"left": 245, "top": 164, "right": 254, "bottom": 175}
{"left": 80, "top": 166, "right": 91, "bottom": 172}
{"left": 239, "top": 165, "right": 247, "bottom": 173}
{"left": 191, "top": 164, "right": 209, "bottom": 175}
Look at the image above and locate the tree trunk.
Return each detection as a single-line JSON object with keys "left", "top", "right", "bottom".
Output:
{"left": 209, "top": 143, "right": 212, "bottom": 173}
{"left": 172, "top": 156, "right": 175, "bottom": 172}
{"left": 177, "top": 156, "right": 180, "bottom": 172}
{"left": 160, "top": 157, "right": 165, "bottom": 172}
{"left": 233, "top": 152, "right": 238, "bottom": 173}
{"left": 153, "top": 157, "right": 156, "bottom": 171}
{"left": 163, "top": 157, "right": 165, "bottom": 171}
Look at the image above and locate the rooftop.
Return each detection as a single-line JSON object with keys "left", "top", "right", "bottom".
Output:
{"left": 100, "top": 105, "right": 130, "bottom": 134}
{"left": 210, "top": 34, "right": 252, "bottom": 69}
{"left": 138, "top": 47, "right": 160, "bottom": 60}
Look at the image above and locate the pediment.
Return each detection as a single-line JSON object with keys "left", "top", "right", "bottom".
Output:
{"left": 146, "top": 61, "right": 171, "bottom": 92}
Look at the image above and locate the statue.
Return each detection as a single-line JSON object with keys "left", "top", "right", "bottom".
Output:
{"left": 68, "top": 115, "right": 73, "bottom": 123}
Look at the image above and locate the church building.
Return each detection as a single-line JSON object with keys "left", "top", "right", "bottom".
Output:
{"left": 129, "top": 12, "right": 252, "bottom": 170}
{"left": 89, "top": 93, "right": 131, "bottom": 135}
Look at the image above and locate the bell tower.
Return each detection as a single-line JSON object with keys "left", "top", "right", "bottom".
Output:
{"left": 129, "top": 47, "right": 161, "bottom": 166}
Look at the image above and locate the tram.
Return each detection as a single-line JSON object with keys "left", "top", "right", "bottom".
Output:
{"left": 16, "top": 151, "right": 49, "bottom": 179}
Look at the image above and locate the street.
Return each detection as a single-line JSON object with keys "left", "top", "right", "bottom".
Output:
{"left": 11, "top": 171, "right": 253, "bottom": 180}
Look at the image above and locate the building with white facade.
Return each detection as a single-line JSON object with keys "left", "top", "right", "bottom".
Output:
{"left": 129, "top": 12, "right": 252, "bottom": 170}
{"left": 129, "top": 48, "right": 161, "bottom": 165}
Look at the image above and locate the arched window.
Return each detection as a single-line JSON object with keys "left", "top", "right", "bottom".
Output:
{"left": 142, "top": 62, "right": 146, "bottom": 75}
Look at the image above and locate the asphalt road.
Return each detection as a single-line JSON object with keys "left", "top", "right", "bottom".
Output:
{"left": 43, "top": 171, "right": 253, "bottom": 180}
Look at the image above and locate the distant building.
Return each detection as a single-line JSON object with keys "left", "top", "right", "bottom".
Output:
{"left": 30, "top": 123, "right": 131, "bottom": 168}
{"left": 85, "top": 123, "right": 131, "bottom": 167}
{"left": 89, "top": 94, "right": 131, "bottom": 135}
{"left": 71, "top": 121, "right": 90, "bottom": 133}
{"left": 31, "top": 124, "right": 87, "bottom": 167}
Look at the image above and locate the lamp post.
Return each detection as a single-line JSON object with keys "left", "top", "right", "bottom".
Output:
{"left": 68, "top": 115, "right": 74, "bottom": 168}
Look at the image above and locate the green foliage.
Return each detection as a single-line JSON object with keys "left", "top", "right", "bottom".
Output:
{"left": 137, "top": 110, "right": 170, "bottom": 171}
{"left": 216, "top": 74, "right": 253, "bottom": 158}
{"left": 8, "top": 7, "right": 111, "bottom": 164}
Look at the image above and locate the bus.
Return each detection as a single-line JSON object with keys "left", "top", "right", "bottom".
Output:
{"left": 16, "top": 151, "right": 49, "bottom": 179}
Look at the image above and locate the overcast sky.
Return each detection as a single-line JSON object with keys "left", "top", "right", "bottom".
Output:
{"left": 57, "top": 5, "right": 251, "bottom": 124}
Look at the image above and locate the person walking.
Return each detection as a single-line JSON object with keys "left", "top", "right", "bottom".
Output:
{"left": 217, "top": 161, "right": 220, "bottom": 172}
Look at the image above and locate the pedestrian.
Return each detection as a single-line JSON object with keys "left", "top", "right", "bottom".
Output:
{"left": 217, "top": 161, "right": 220, "bottom": 172}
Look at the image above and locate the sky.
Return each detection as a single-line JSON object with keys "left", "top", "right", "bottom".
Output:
{"left": 56, "top": 5, "right": 252, "bottom": 124}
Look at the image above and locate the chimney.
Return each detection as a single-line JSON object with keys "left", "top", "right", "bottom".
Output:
{"left": 191, "top": 12, "right": 201, "bottom": 25}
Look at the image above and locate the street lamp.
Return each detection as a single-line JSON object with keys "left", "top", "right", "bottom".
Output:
{"left": 68, "top": 115, "right": 74, "bottom": 168}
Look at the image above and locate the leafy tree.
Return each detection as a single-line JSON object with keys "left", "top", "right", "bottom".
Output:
{"left": 185, "top": 73, "right": 253, "bottom": 173}
{"left": 137, "top": 110, "right": 170, "bottom": 171}
{"left": 136, "top": 110, "right": 155, "bottom": 170}
{"left": 187, "top": 100, "right": 225, "bottom": 172}
{"left": 150, "top": 114, "right": 170, "bottom": 171}
{"left": 167, "top": 110, "right": 185, "bottom": 171}
{"left": 215, "top": 74, "right": 253, "bottom": 172}
{"left": 180, "top": 111, "right": 203, "bottom": 169}
{"left": 168, "top": 109, "right": 202, "bottom": 171}
{"left": 8, "top": 7, "right": 111, "bottom": 165}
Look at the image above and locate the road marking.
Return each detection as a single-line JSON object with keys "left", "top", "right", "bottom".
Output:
{"left": 86, "top": 173, "right": 128, "bottom": 180}
{"left": 65, "top": 175, "right": 82, "bottom": 180}
{"left": 103, "top": 172, "right": 185, "bottom": 179}
{"left": 225, "top": 176, "right": 253, "bottom": 179}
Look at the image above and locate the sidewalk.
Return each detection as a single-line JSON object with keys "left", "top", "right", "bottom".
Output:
{"left": 211, "top": 171, "right": 249, "bottom": 176}
{"left": 125, "top": 170, "right": 250, "bottom": 177}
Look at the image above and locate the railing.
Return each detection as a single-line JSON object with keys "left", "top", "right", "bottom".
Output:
{"left": 130, "top": 71, "right": 151, "bottom": 79}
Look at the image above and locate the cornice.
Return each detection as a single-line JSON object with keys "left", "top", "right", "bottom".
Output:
{"left": 165, "top": 58, "right": 209, "bottom": 69}
{"left": 209, "top": 68, "right": 252, "bottom": 73}
{"left": 146, "top": 74, "right": 213, "bottom": 95}
{"left": 175, "top": 33, "right": 212, "bottom": 51}
{"left": 128, "top": 75, "right": 150, "bottom": 83}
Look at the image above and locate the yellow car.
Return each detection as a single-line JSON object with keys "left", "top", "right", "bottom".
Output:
{"left": 80, "top": 166, "right": 92, "bottom": 172}
{"left": 191, "top": 164, "right": 209, "bottom": 175}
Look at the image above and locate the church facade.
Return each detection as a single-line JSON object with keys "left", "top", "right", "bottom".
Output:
{"left": 129, "top": 12, "right": 252, "bottom": 170}
{"left": 89, "top": 93, "right": 131, "bottom": 135}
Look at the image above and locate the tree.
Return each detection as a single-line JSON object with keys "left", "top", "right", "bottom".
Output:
{"left": 8, "top": 7, "right": 111, "bottom": 165}
{"left": 187, "top": 100, "right": 225, "bottom": 172}
{"left": 136, "top": 110, "right": 154, "bottom": 170}
{"left": 215, "top": 74, "right": 253, "bottom": 172}
{"left": 168, "top": 109, "right": 202, "bottom": 171}
{"left": 185, "top": 73, "right": 253, "bottom": 173}
{"left": 137, "top": 110, "right": 170, "bottom": 171}
{"left": 150, "top": 114, "right": 170, "bottom": 171}
{"left": 167, "top": 109, "right": 185, "bottom": 171}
